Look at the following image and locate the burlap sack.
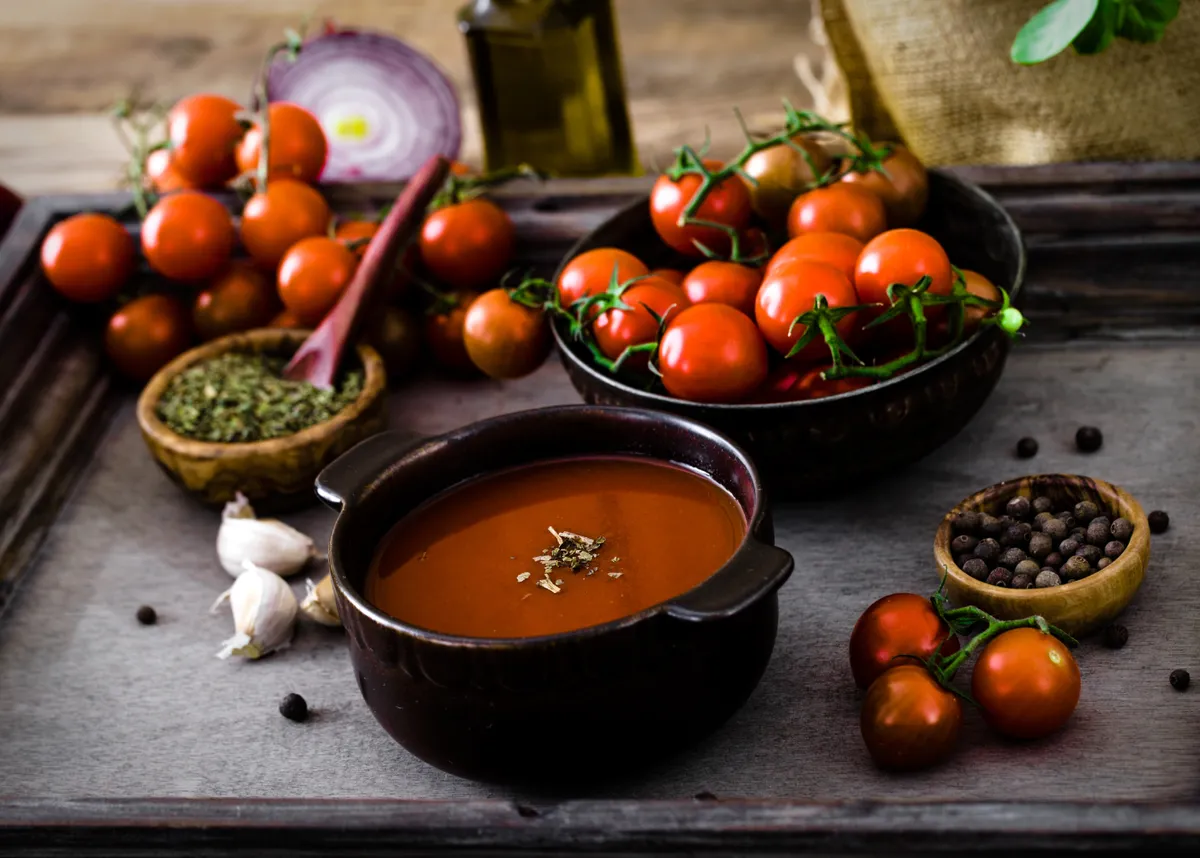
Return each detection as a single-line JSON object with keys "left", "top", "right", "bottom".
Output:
{"left": 821, "top": 0, "right": 1200, "bottom": 164}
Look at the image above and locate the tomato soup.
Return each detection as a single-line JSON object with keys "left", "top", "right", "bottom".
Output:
{"left": 365, "top": 456, "right": 746, "bottom": 638}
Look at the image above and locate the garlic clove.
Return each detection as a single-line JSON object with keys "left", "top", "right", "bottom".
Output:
{"left": 214, "top": 560, "right": 298, "bottom": 660}
{"left": 216, "top": 493, "right": 317, "bottom": 578}
{"left": 300, "top": 573, "right": 341, "bottom": 627}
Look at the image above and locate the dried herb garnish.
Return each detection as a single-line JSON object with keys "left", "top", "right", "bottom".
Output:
{"left": 156, "top": 352, "right": 363, "bottom": 443}
{"left": 533, "top": 527, "right": 606, "bottom": 574}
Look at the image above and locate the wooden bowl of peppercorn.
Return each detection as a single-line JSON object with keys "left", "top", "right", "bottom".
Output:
{"left": 136, "top": 328, "right": 387, "bottom": 511}
{"left": 933, "top": 474, "right": 1150, "bottom": 637}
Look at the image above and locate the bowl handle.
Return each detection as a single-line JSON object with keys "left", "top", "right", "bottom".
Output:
{"left": 665, "top": 539, "right": 795, "bottom": 622}
{"left": 315, "top": 429, "right": 428, "bottom": 510}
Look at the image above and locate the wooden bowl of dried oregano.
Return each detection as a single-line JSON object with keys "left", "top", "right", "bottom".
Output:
{"left": 136, "top": 327, "right": 387, "bottom": 510}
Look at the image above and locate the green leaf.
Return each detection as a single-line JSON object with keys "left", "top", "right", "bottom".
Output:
{"left": 1116, "top": 0, "right": 1179, "bottom": 42}
{"left": 1073, "top": 0, "right": 1117, "bottom": 53}
{"left": 1011, "top": 0, "right": 1100, "bottom": 64}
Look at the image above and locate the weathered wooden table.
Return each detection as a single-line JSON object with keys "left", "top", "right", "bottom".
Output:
{"left": 1, "top": 165, "right": 1199, "bottom": 854}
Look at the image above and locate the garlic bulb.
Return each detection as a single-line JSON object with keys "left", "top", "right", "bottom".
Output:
{"left": 299, "top": 573, "right": 341, "bottom": 627}
{"left": 216, "top": 492, "right": 317, "bottom": 578}
{"left": 212, "top": 560, "right": 298, "bottom": 659}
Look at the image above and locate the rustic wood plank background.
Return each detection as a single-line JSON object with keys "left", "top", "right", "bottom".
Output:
{"left": 0, "top": 0, "right": 825, "bottom": 196}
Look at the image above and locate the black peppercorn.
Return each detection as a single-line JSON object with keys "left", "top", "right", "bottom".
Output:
{"left": 1010, "top": 572, "right": 1034, "bottom": 589}
{"left": 1014, "top": 559, "right": 1041, "bottom": 579}
{"left": 1016, "top": 437, "right": 1039, "bottom": 458}
{"left": 1101, "top": 624, "right": 1128, "bottom": 649}
{"left": 1169, "top": 669, "right": 1190, "bottom": 692}
{"left": 1000, "top": 524, "right": 1025, "bottom": 547}
{"left": 979, "top": 513, "right": 1003, "bottom": 538}
{"left": 999, "top": 547, "right": 1028, "bottom": 569}
{"left": 1062, "top": 555, "right": 1091, "bottom": 581}
{"left": 1149, "top": 510, "right": 1170, "bottom": 534}
{"left": 1058, "top": 537, "right": 1081, "bottom": 557}
{"left": 1104, "top": 540, "right": 1125, "bottom": 560}
{"left": 952, "top": 534, "right": 979, "bottom": 555}
{"left": 1028, "top": 532, "right": 1054, "bottom": 560}
{"left": 1054, "top": 511, "right": 1076, "bottom": 528}
{"left": 1032, "top": 496, "right": 1054, "bottom": 515}
{"left": 1097, "top": 557, "right": 1111, "bottom": 570}
{"left": 1073, "top": 500, "right": 1099, "bottom": 524}
{"left": 1035, "top": 569, "right": 1062, "bottom": 588}
{"left": 1044, "top": 551, "right": 1064, "bottom": 569}
{"left": 1110, "top": 517, "right": 1134, "bottom": 543}
{"left": 1076, "top": 425, "right": 1103, "bottom": 452}
{"left": 955, "top": 554, "right": 973, "bottom": 569}
{"left": 1085, "top": 521, "right": 1109, "bottom": 547}
{"left": 974, "top": 538, "right": 1002, "bottom": 565}
{"left": 951, "top": 511, "right": 981, "bottom": 536}
{"left": 1075, "top": 544, "right": 1103, "bottom": 566}
{"left": 987, "top": 568, "right": 1012, "bottom": 587}
{"left": 1032, "top": 511, "right": 1053, "bottom": 530}
{"left": 1006, "top": 496, "right": 1032, "bottom": 521}
{"left": 962, "top": 557, "right": 990, "bottom": 581}
{"left": 135, "top": 605, "right": 157, "bottom": 626}
{"left": 279, "top": 693, "right": 309, "bottom": 722}
{"left": 1041, "top": 518, "right": 1068, "bottom": 541}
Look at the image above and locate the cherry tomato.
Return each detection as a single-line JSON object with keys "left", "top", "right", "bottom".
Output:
{"left": 105, "top": 294, "right": 193, "bottom": 381}
{"left": 739, "top": 226, "right": 771, "bottom": 261}
{"left": 141, "top": 191, "right": 234, "bottom": 282}
{"left": 334, "top": 219, "right": 379, "bottom": 259}
{"left": 166, "top": 94, "right": 243, "bottom": 187}
{"left": 766, "top": 232, "right": 864, "bottom": 284}
{"left": 854, "top": 228, "right": 953, "bottom": 308}
{"left": 419, "top": 198, "right": 514, "bottom": 291}
{"left": 277, "top": 236, "right": 357, "bottom": 326}
{"left": 681, "top": 261, "right": 762, "bottom": 318}
{"left": 363, "top": 305, "right": 422, "bottom": 381}
{"left": 741, "top": 133, "right": 832, "bottom": 229}
{"left": 145, "top": 148, "right": 196, "bottom": 194}
{"left": 425, "top": 292, "right": 480, "bottom": 375}
{"left": 40, "top": 213, "right": 134, "bottom": 303}
{"left": 849, "top": 593, "right": 960, "bottom": 689}
{"left": 462, "top": 289, "right": 551, "bottom": 379}
{"left": 593, "top": 277, "right": 689, "bottom": 364}
{"left": 755, "top": 260, "right": 861, "bottom": 361}
{"left": 650, "top": 159, "right": 752, "bottom": 257}
{"left": 269, "top": 309, "right": 306, "bottom": 329}
{"left": 961, "top": 269, "right": 1001, "bottom": 330}
{"left": 557, "top": 248, "right": 648, "bottom": 308}
{"left": 840, "top": 145, "right": 929, "bottom": 228}
{"left": 192, "top": 262, "right": 278, "bottom": 341}
{"left": 971, "top": 627, "right": 1081, "bottom": 740}
{"left": 240, "top": 179, "right": 331, "bottom": 272}
{"left": 450, "top": 160, "right": 474, "bottom": 176}
{"left": 658, "top": 303, "right": 768, "bottom": 403}
{"left": 650, "top": 268, "right": 685, "bottom": 286}
{"left": 787, "top": 184, "right": 886, "bottom": 244}
{"left": 861, "top": 664, "right": 962, "bottom": 772}
{"left": 236, "top": 102, "right": 328, "bottom": 185}
{"left": 753, "top": 362, "right": 873, "bottom": 403}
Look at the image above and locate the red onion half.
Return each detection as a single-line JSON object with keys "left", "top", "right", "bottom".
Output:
{"left": 267, "top": 28, "right": 461, "bottom": 183}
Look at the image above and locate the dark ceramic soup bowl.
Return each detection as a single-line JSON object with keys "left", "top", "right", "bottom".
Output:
{"left": 552, "top": 169, "right": 1026, "bottom": 499}
{"left": 316, "top": 405, "right": 794, "bottom": 784}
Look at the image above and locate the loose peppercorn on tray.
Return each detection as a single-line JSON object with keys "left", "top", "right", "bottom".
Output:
{"left": 2, "top": 166, "right": 1200, "bottom": 855}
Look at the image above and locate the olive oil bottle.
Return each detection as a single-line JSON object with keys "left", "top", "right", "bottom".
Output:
{"left": 457, "top": 0, "right": 640, "bottom": 176}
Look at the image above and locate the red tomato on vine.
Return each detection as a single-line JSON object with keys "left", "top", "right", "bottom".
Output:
{"left": 105, "top": 294, "right": 193, "bottom": 381}
{"left": 766, "top": 232, "right": 864, "bottom": 284}
{"left": 240, "top": 179, "right": 331, "bottom": 272}
{"left": 787, "top": 184, "right": 886, "bottom": 244}
{"left": 854, "top": 228, "right": 953, "bottom": 308}
{"left": 593, "top": 277, "right": 689, "bottom": 364}
{"left": 166, "top": 93, "right": 243, "bottom": 187}
{"left": 753, "top": 362, "right": 872, "bottom": 403}
{"left": 145, "top": 149, "right": 196, "bottom": 194}
{"left": 681, "top": 261, "right": 762, "bottom": 318}
{"left": 860, "top": 664, "right": 962, "bottom": 772}
{"left": 754, "top": 260, "right": 862, "bottom": 361}
{"left": 236, "top": 102, "right": 328, "bottom": 185}
{"left": 840, "top": 145, "right": 929, "bottom": 228}
{"left": 658, "top": 303, "right": 768, "bottom": 403}
{"left": 462, "top": 289, "right": 550, "bottom": 380}
{"left": 971, "top": 628, "right": 1081, "bottom": 740}
{"left": 848, "top": 593, "right": 959, "bottom": 689}
{"left": 557, "top": 248, "right": 648, "bottom": 308}
{"left": 419, "top": 198, "right": 514, "bottom": 292}
{"left": 141, "top": 191, "right": 234, "bottom": 282}
{"left": 425, "top": 292, "right": 480, "bottom": 375}
{"left": 650, "top": 158, "right": 752, "bottom": 257}
{"left": 277, "top": 236, "right": 358, "bottom": 326}
{"left": 40, "top": 213, "right": 134, "bottom": 303}
{"left": 192, "top": 262, "right": 278, "bottom": 341}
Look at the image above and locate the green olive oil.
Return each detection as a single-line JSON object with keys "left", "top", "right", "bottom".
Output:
{"left": 457, "top": 0, "right": 640, "bottom": 177}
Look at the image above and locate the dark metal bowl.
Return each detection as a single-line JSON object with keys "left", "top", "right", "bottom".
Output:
{"left": 551, "top": 169, "right": 1026, "bottom": 499}
{"left": 316, "top": 405, "right": 794, "bottom": 785}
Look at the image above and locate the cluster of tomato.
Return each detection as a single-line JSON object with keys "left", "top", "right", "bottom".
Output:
{"left": 552, "top": 135, "right": 1005, "bottom": 404}
{"left": 850, "top": 593, "right": 1082, "bottom": 772}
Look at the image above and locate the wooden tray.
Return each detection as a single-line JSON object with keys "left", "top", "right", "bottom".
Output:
{"left": 2, "top": 166, "right": 1200, "bottom": 855}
